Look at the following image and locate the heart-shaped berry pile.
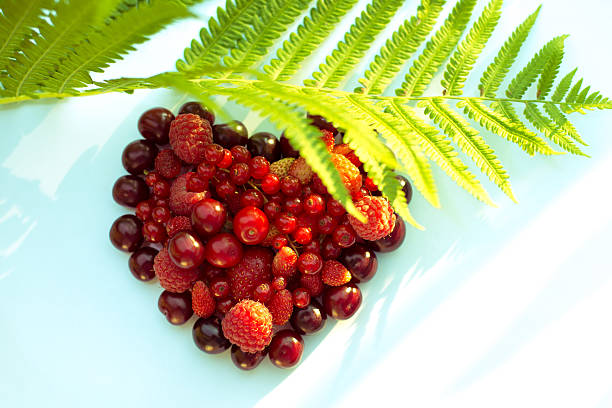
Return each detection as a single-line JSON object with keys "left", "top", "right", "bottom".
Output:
{"left": 109, "top": 102, "right": 410, "bottom": 370}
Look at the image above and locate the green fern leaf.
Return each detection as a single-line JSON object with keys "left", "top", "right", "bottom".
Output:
{"left": 388, "top": 101, "right": 494, "bottom": 205}
{"left": 523, "top": 102, "right": 587, "bottom": 156}
{"left": 305, "top": 0, "right": 404, "bottom": 89}
{"left": 552, "top": 68, "right": 577, "bottom": 102}
{"left": 459, "top": 98, "right": 555, "bottom": 155}
{"left": 537, "top": 38, "right": 565, "bottom": 99}
{"left": 397, "top": 0, "right": 477, "bottom": 97}
{"left": 357, "top": 0, "right": 446, "bottom": 95}
{"left": 421, "top": 97, "right": 515, "bottom": 202}
{"left": 442, "top": 0, "right": 503, "bottom": 96}
{"left": 479, "top": 6, "right": 540, "bottom": 97}
{"left": 544, "top": 102, "right": 587, "bottom": 145}
{"left": 264, "top": 0, "right": 358, "bottom": 81}
{"left": 176, "top": 0, "right": 263, "bottom": 73}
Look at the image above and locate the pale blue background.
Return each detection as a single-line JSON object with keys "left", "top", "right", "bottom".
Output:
{"left": 1, "top": 1, "right": 611, "bottom": 407}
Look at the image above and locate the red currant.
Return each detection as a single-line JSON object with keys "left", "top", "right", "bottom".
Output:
{"left": 145, "top": 171, "right": 161, "bottom": 187}
{"left": 197, "top": 162, "right": 216, "bottom": 180}
{"left": 229, "top": 162, "right": 250, "bottom": 185}
{"left": 186, "top": 174, "right": 207, "bottom": 192}
{"left": 216, "top": 181, "right": 237, "bottom": 200}
{"left": 317, "top": 215, "right": 337, "bottom": 234}
{"left": 292, "top": 288, "right": 311, "bottom": 308}
{"left": 293, "top": 227, "right": 312, "bottom": 245}
{"left": 216, "top": 298, "right": 235, "bottom": 314}
{"left": 303, "top": 240, "right": 320, "bottom": 254}
{"left": 233, "top": 206, "right": 270, "bottom": 245}
{"left": 253, "top": 283, "right": 272, "bottom": 304}
{"left": 275, "top": 213, "right": 297, "bottom": 234}
{"left": 135, "top": 200, "right": 153, "bottom": 221}
{"left": 152, "top": 180, "right": 170, "bottom": 198}
{"left": 321, "top": 236, "right": 342, "bottom": 259}
{"left": 217, "top": 149, "right": 233, "bottom": 169}
{"left": 272, "top": 277, "right": 286, "bottom": 291}
{"left": 261, "top": 173, "right": 280, "bottom": 194}
{"left": 263, "top": 201, "right": 282, "bottom": 220}
{"left": 210, "top": 276, "right": 231, "bottom": 298}
{"left": 168, "top": 231, "right": 205, "bottom": 269}
{"left": 151, "top": 206, "right": 171, "bottom": 224}
{"left": 272, "top": 235, "right": 288, "bottom": 251}
{"left": 304, "top": 194, "right": 324, "bottom": 215}
{"left": 332, "top": 224, "right": 356, "bottom": 248}
{"left": 280, "top": 175, "right": 300, "bottom": 197}
{"left": 249, "top": 156, "right": 270, "bottom": 179}
{"left": 142, "top": 221, "right": 166, "bottom": 243}
{"left": 297, "top": 252, "right": 323, "bottom": 275}
{"left": 285, "top": 197, "right": 303, "bottom": 215}
{"left": 230, "top": 145, "right": 251, "bottom": 163}
{"left": 204, "top": 143, "right": 224, "bottom": 164}
{"left": 238, "top": 189, "right": 264, "bottom": 208}
{"left": 327, "top": 199, "right": 345, "bottom": 217}
{"left": 153, "top": 197, "right": 168, "bottom": 208}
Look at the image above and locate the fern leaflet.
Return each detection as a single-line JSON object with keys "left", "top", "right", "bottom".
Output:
{"left": 537, "top": 37, "right": 565, "bottom": 99}
{"left": 523, "top": 102, "right": 586, "bottom": 156}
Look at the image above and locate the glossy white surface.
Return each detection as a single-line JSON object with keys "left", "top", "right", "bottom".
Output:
{"left": 1, "top": 1, "right": 611, "bottom": 407}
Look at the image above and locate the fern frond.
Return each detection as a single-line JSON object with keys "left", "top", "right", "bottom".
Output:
{"left": 220, "top": 0, "right": 312, "bottom": 75}
{"left": 176, "top": 0, "right": 263, "bottom": 73}
{"left": 552, "top": 68, "right": 577, "bottom": 102}
{"left": 388, "top": 101, "right": 493, "bottom": 204}
{"left": 345, "top": 95, "right": 440, "bottom": 208}
{"left": 523, "top": 102, "right": 587, "bottom": 156}
{"left": 479, "top": 6, "right": 540, "bottom": 97}
{"left": 442, "top": 0, "right": 503, "bottom": 96}
{"left": 421, "top": 97, "right": 514, "bottom": 202}
{"left": 544, "top": 102, "right": 587, "bottom": 145}
{"left": 459, "top": 98, "right": 555, "bottom": 155}
{"left": 357, "top": 0, "right": 446, "bottom": 95}
{"left": 397, "top": 0, "right": 477, "bottom": 97}
{"left": 537, "top": 37, "right": 565, "bottom": 99}
{"left": 264, "top": 0, "right": 358, "bottom": 82}
{"left": 305, "top": 0, "right": 404, "bottom": 89}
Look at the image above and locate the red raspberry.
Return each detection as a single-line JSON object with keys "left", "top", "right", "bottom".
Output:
{"left": 321, "top": 260, "right": 352, "bottom": 286}
{"left": 320, "top": 129, "right": 335, "bottom": 152}
{"left": 348, "top": 196, "right": 396, "bottom": 241}
{"left": 154, "top": 149, "right": 181, "bottom": 179}
{"left": 166, "top": 216, "right": 191, "bottom": 237}
{"left": 300, "top": 273, "right": 324, "bottom": 297}
{"left": 169, "top": 113, "right": 213, "bottom": 164}
{"left": 169, "top": 173, "right": 210, "bottom": 216}
{"left": 192, "top": 281, "right": 215, "bottom": 318}
{"left": 331, "top": 153, "right": 362, "bottom": 196}
{"left": 153, "top": 248, "right": 199, "bottom": 293}
{"left": 272, "top": 246, "right": 297, "bottom": 278}
{"left": 222, "top": 300, "right": 273, "bottom": 353}
{"left": 333, "top": 144, "right": 362, "bottom": 168}
{"left": 227, "top": 247, "right": 273, "bottom": 301}
{"left": 268, "top": 289, "right": 293, "bottom": 325}
{"left": 288, "top": 157, "right": 314, "bottom": 185}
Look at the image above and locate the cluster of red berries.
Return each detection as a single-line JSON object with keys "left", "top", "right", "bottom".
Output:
{"left": 109, "top": 102, "right": 410, "bottom": 370}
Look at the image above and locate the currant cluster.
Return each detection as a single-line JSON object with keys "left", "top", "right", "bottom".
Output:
{"left": 109, "top": 102, "right": 410, "bottom": 370}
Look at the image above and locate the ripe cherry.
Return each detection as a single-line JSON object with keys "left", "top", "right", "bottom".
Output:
{"left": 247, "top": 132, "right": 281, "bottom": 162}
{"left": 138, "top": 107, "right": 174, "bottom": 144}
{"left": 269, "top": 330, "right": 304, "bottom": 368}
{"left": 168, "top": 231, "right": 205, "bottom": 269}
{"left": 205, "top": 233, "right": 243, "bottom": 268}
{"left": 193, "top": 316, "right": 231, "bottom": 354}
{"left": 179, "top": 101, "right": 215, "bottom": 124}
{"left": 191, "top": 198, "right": 227, "bottom": 237}
{"left": 212, "top": 121, "right": 248, "bottom": 148}
{"left": 368, "top": 216, "right": 406, "bottom": 253}
{"left": 233, "top": 206, "right": 269, "bottom": 245}
{"left": 128, "top": 246, "right": 158, "bottom": 281}
{"left": 231, "top": 344, "right": 267, "bottom": 371}
{"left": 158, "top": 290, "right": 193, "bottom": 325}
{"left": 122, "top": 140, "right": 158, "bottom": 175}
{"left": 113, "top": 175, "right": 149, "bottom": 207}
{"left": 290, "top": 300, "right": 326, "bottom": 335}
{"left": 340, "top": 244, "right": 378, "bottom": 283}
{"left": 323, "top": 283, "right": 362, "bottom": 320}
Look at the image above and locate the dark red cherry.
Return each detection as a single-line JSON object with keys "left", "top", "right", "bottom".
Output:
{"left": 279, "top": 133, "right": 299, "bottom": 158}
{"left": 138, "top": 107, "right": 174, "bottom": 144}
{"left": 122, "top": 140, "right": 158, "bottom": 175}
{"left": 268, "top": 330, "right": 304, "bottom": 368}
{"left": 323, "top": 283, "right": 362, "bottom": 320}
{"left": 321, "top": 236, "right": 342, "bottom": 260}
{"left": 110, "top": 214, "right": 143, "bottom": 252}
{"left": 340, "top": 244, "right": 378, "bottom": 283}
{"left": 128, "top": 246, "right": 158, "bottom": 281}
{"left": 396, "top": 175, "right": 413, "bottom": 205}
{"left": 212, "top": 121, "right": 248, "bottom": 148}
{"left": 191, "top": 198, "right": 227, "bottom": 237}
{"left": 247, "top": 132, "right": 281, "bottom": 163}
{"left": 368, "top": 216, "right": 406, "bottom": 253}
{"left": 193, "top": 316, "right": 231, "bottom": 354}
{"left": 112, "top": 175, "right": 149, "bottom": 207}
{"left": 307, "top": 113, "right": 338, "bottom": 135}
{"left": 233, "top": 206, "right": 269, "bottom": 245}
{"left": 290, "top": 299, "right": 326, "bottom": 335}
{"left": 179, "top": 101, "right": 215, "bottom": 124}
{"left": 158, "top": 290, "right": 193, "bottom": 325}
{"left": 205, "top": 233, "right": 243, "bottom": 268}
{"left": 231, "top": 344, "right": 267, "bottom": 371}
{"left": 168, "top": 231, "right": 205, "bottom": 269}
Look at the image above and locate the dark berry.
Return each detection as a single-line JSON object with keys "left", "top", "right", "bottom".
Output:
{"left": 151, "top": 206, "right": 171, "bottom": 224}
{"left": 128, "top": 246, "right": 158, "bottom": 281}
{"left": 269, "top": 330, "right": 303, "bottom": 368}
{"left": 321, "top": 236, "right": 342, "bottom": 260}
{"left": 205, "top": 233, "right": 243, "bottom": 268}
{"left": 135, "top": 200, "right": 153, "bottom": 222}
{"left": 158, "top": 290, "right": 193, "bottom": 325}
{"left": 213, "top": 121, "right": 248, "bottom": 148}
{"left": 290, "top": 300, "right": 326, "bottom": 335}
{"left": 323, "top": 283, "right": 362, "bottom": 320}
{"left": 216, "top": 298, "right": 235, "bottom": 315}
{"left": 303, "top": 240, "right": 320, "bottom": 254}
{"left": 368, "top": 216, "right": 406, "bottom": 253}
{"left": 142, "top": 221, "right": 166, "bottom": 243}
{"left": 307, "top": 114, "right": 338, "bottom": 135}
{"left": 192, "top": 316, "right": 231, "bottom": 354}
{"left": 332, "top": 224, "right": 356, "bottom": 248}
{"left": 279, "top": 133, "right": 299, "bottom": 158}
{"left": 297, "top": 252, "right": 323, "bottom": 275}
{"left": 109, "top": 215, "right": 143, "bottom": 252}
{"left": 247, "top": 132, "right": 281, "bottom": 162}
{"left": 197, "top": 162, "right": 216, "bottom": 180}
{"left": 340, "top": 244, "right": 378, "bottom": 283}
{"left": 186, "top": 174, "right": 207, "bottom": 192}
{"left": 231, "top": 344, "right": 267, "bottom": 371}
{"left": 317, "top": 215, "right": 337, "bottom": 234}
{"left": 327, "top": 199, "right": 346, "bottom": 217}
{"left": 168, "top": 231, "right": 205, "bottom": 269}
{"left": 122, "top": 140, "right": 158, "bottom": 175}
{"left": 145, "top": 171, "right": 161, "bottom": 187}
{"left": 152, "top": 179, "right": 170, "bottom": 198}
{"left": 264, "top": 201, "right": 282, "bottom": 220}
{"left": 230, "top": 145, "right": 251, "bottom": 163}
{"left": 202, "top": 263, "right": 225, "bottom": 282}
{"left": 292, "top": 288, "right": 311, "bottom": 308}
{"left": 396, "top": 175, "right": 413, "bottom": 205}
{"left": 138, "top": 107, "right": 174, "bottom": 144}
{"left": 179, "top": 101, "right": 214, "bottom": 124}
{"left": 233, "top": 206, "right": 269, "bottom": 245}
{"left": 191, "top": 198, "right": 227, "bottom": 237}
{"left": 253, "top": 283, "right": 272, "bottom": 304}
{"left": 112, "top": 175, "right": 149, "bottom": 207}
{"left": 284, "top": 197, "right": 302, "bottom": 215}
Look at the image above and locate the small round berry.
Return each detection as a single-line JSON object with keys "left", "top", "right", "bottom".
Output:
{"left": 205, "top": 233, "right": 243, "bottom": 268}
{"left": 233, "top": 206, "right": 269, "bottom": 245}
{"left": 145, "top": 171, "right": 161, "bottom": 187}
{"left": 274, "top": 213, "right": 297, "bottom": 234}
{"left": 284, "top": 197, "right": 302, "bottom": 215}
{"left": 279, "top": 133, "right": 299, "bottom": 158}
{"left": 249, "top": 156, "right": 270, "bottom": 179}
{"left": 191, "top": 198, "right": 227, "bottom": 237}
{"left": 168, "top": 231, "right": 205, "bottom": 269}
{"left": 113, "top": 175, "right": 149, "bottom": 207}
{"left": 321, "top": 236, "right": 342, "bottom": 260}
{"left": 332, "top": 224, "right": 356, "bottom": 248}
{"left": 202, "top": 263, "right": 224, "bottom": 282}
{"left": 280, "top": 175, "right": 300, "bottom": 197}
{"left": 269, "top": 330, "right": 303, "bottom": 369}
{"left": 216, "top": 298, "right": 236, "bottom": 315}
{"left": 213, "top": 121, "right": 248, "bottom": 148}
{"left": 396, "top": 175, "right": 413, "bottom": 205}
{"left": 135, "top": 200, "right": 153, "bottom": 222}
{"left": 297, "top": 252, "right": 323, "bottom": 275}
{"left": 215, "top": 181, "right": 237, "bottom": 200}
{"left": 158, "top": 290, "right": 193, "bottom": 325}
{"left": 293, "top": 227, "right": 312, "bottom": 245}
{"left": 197, "top": 162, "right": 216, "bottom": 180}
{"left": 142, "top": 221, "right": 166, "bottom": 243}
{"left": 151, "top": 206, "right": 171, "bottom": 224}
{"left": 290, "top": 300, "right": 326, "bottom": 335}
{"left": 303, "top": 240, "right": 320, "bottom": 254}
{"left": 303, "top": 194, "right": 325, "bottom": 215}
{"left": 247, "top": 132, "right": 281, "bottom": 162}
{"left": 122, "top": 140, "right": 158, "bottom": 175}
{"left": 368, "top": 216, "right": 406, "bottom": 253}
{"left": 193, "top": 316, "right": 231, "bottom": 354}
{"left": 179, "top": 101, "right": 215, "bottom": 124}
{"left": 152, "top": 179, "right": 170, "bottom": 198}
{"left": 311, "top": 175, "right": 328, "bottom": 195}
{"left": 231, "top": 344, "right": 267, "bottom": 371}
{"left": 317, "top": 214, "right": 337, "bottom": 234}
{"left": 327, "top": 199, "right": 346, "bottom": 217}
{"left": 204, "top": 143, "right": 224, "bottom": 164}
{"left": 186, "top": 174, "right": 207, "bottom": 192}
{"left": 211, "top": 170, "right": 228, "bottom": 187}
{"left": 138, "top": 107, "right": 174, "bottom": 144}
{"left": 261, "top": 173, "right": 281, "bottom": 194}
{"left": 128, "top": 246, "right": 157, "bottom": 281}
{"left": 110, "top": 214, "right": 143, "bottom": 252}
{"left": 292, "top": 288, "right": 311, "bottom": 308}
{"left": 210, "top": 276, "right": 231, "bottom": 299}
{"left": 272, "top": 276, "right": 286, "bottom": 291}
{"left": 340, "top": 244, "right": 378, "bottom": 283}
{"left": 253, "top": 283, "right": 272, "bottom": 304}
{"left": 323, "top": 283, "right": 362, "bottom": 320}
{"left": 239, "top": 189, "right": 264, "bottom": 209}
{"left": 230, "top": 145, "right": 251, "bottom": 163}
{"left": 271, "top": 235, "right": 288, "bottom": 251}
{"left": 229, "top": 162, "right": 251, "bottom": 185}
{"left": 153, "top": 197, "right": 168, "bottom": 208}
{"left": 217, "top": 149, "right": 233, "bottom": 169}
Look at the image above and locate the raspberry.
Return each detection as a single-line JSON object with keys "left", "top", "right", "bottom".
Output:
{"left": 272, "top": 246, "right": 297, "bottom": 278}
{"left": 166, "top": 216, "right": 191, "bottom": 237}
{"left": 320, "top": 129, "right": 335, "bottom": 152}
{"left": 268, "top": 289, "right": 293, "bottom": 325}
{"left": 169, "top": 113, "right": 213, "bottom": 164}
{"left": 227, "top": 247, "right": 273, "bottom": 301}
{"left": 269, "top": 158, "right": 295, "bottom": 178}
{"left": 192, "top": 281, "right": 215, "bottom": 318}
{"left": 348, "top": 196, "right": 396, "bottom": 241}
{"left": 333, "top": 144, "right": 362, "bottom": 168}
{"left": 154, "top": 149, "right": 181, "bottom": 179}
{"left": 169, "top": 173, "right": 210, "bottom": 216}
{"left": 222, "top": 300, "right": 273, "bottom": 353}
{"left": 153, "top": 247, "right": 199, "bottom": 293}
{"left": 321, "top": 260, "right": 352, "bottom": 286}
{"left": 288, "top": 157, "right": 314, "bottom": 185}
{"left": 331, "top": 153, "right": 362, "bottom": 196}
{"left": 300, "top": 273, "right": 324, "bottom": 297}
